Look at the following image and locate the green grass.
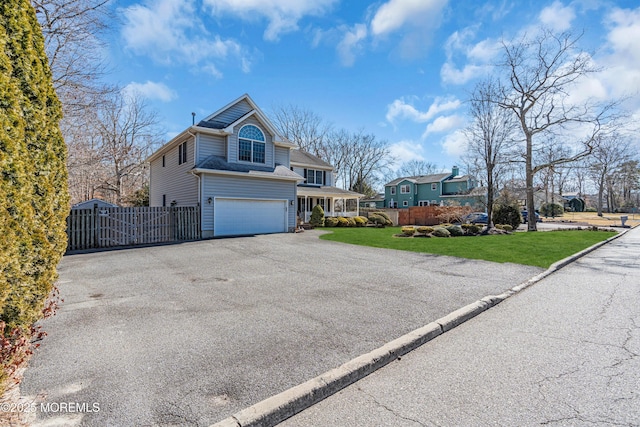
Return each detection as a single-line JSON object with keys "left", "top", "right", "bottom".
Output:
{"left": 319, "top": 227, "right": 617, "bottom": 268}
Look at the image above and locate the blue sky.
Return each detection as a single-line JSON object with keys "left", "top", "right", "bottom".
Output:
{"left": 105, "top": 0, "right": 640, "bottom": 171}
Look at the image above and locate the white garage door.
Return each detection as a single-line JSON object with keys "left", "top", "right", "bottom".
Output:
{"left": 215, "top": 198, "right": 287, "bottom": 237}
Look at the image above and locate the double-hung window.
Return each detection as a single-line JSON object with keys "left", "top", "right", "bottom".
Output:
{"left": 238, "top": 125, "right": 266, "bottom": 163}
{"left": 400, "top": 184, "right": 411, "bottom": 194}
{"left": 178, "top": 142, "right": 187, "bottom": 165}
{"left": 305, "top": 169, "right": 324, "bottom": 185}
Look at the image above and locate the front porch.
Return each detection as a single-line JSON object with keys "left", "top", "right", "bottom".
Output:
{"left": 296, "top": 185, "right": 364, "bottom": 223}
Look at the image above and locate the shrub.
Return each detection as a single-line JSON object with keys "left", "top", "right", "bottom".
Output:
{"left": 346, "top": 217, "right": 356, "bottom": 227}
{"left": 401, "top": 226, "right": 416, "bottom": 236}
{"left": 309, "top": 204, "right": 325, "bottom": 227}
{"left": 1, "top": 0, "right": 70, "bottom": 395}
{"left": 540, "top": 203, "right": 564, "bottom": 217}
{"left": 432, "top": 227, "right": 451, "bottom": 237}
{"left": 495, "top": 224, "right": 513, "bottom": 231}
{"left": 337, "top": 217, "right": 349, "bottom": 227}
{"left": 371, "top": 211, "right": 393, "bottom": 226}
{"left": 416, "top": 226, "right": 434, "bottom": 234}
{"left": 353, "top": 216, "right": 366, "bottom": 227}
{"left": 368, "top": 213, "right": 386, "bottom": 227}
{"left": 492, "top": 203, "right": 522, "bottom": 230}
{"left": 462, "top": 224, "right": 481, "bottom": 235}
{"left": 445, "top": 225, "right": 464, "bottom": 236}
{"left": 325, "top": 217, "right": 339, "bottom": 227}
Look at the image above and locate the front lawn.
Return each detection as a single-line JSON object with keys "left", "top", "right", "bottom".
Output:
{"left": 319, "top": 227, "right": 617, "bottom": 268}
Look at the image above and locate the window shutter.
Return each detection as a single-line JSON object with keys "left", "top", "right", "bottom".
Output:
{"left": 303, "top": 169, "right": 307, "bottom": 180}
{"left": 323, "top": 171, "right": 326, "bottom": 185}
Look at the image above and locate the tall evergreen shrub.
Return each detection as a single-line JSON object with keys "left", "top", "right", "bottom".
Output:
{"left": 1, "top": 0, "right": 69, "bottom": 393}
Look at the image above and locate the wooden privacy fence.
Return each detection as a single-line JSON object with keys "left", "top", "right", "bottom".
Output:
{"left": 66, "top": 206, "right": 201, "bottom": 252}
{"left": 397, "top": 206, "right": 472, "bottom": 226}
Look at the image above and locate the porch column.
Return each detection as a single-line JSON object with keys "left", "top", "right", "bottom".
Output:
{"left": 356, "top": 198, "right": 360, "bottom": 216}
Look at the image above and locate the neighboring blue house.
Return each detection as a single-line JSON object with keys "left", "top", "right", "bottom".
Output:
{"left": 384, "top": 167, "right": 478, "bottom": 208}
{"left": 359, "top": 193, "right": 386, "bottom": 209}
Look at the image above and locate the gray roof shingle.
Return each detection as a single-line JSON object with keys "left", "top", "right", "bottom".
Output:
{"left": 194, "top": 155, "right": 302, "bottom": 179}
{"left": 385, "top": 173, "right": 451, "bottom": 186}
{"left": 290, "top": 149, "right": 333, "bottom": 169}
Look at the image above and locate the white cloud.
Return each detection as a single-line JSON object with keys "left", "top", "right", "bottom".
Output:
{"left": 441, "top": 130, "right": 468, "bottom": 157}
{"left": 440, "top": 29, "right": 498, "bottom": 85}
{"left": 123, "top": 81, "right": 177, "bottom": 102}
{"left": 422, "top": 114, "right": 465, "bottom": 137}
{"left": 386, "top": 97, "right": 461, "bottom": 124}
{"left": 388, "top": 140, "right": 426, "bottom": 168}
{"left": 204, "top": 0, "right": 338, "bottom": 41}
{"left": 440, "top": 62, "right": 487, "bottom": 85}
{"left": 539, "top": 1, "right": 575, "bottom": 32}
{"left": 121, "top": 0, "right": 249, "bottom": 76}
{"left": 337, "top": 24, "right": 368, "bottom": 67}
{"left": 370, "top": 0, "right": 447, "bottom": 36}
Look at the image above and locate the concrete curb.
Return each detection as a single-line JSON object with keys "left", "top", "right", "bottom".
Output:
{"left": 211, "top": 228, "right": 630, "bottom": 427}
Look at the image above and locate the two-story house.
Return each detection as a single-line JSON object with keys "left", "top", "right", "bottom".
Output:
{"left": 384, "top": 167, "right": 477, "bottom": 208}
{"left": 289, "top": 149, "right": 363, "bottom": 222}
{"left": 148, "top": 94, "right": 304, "bottom": 237}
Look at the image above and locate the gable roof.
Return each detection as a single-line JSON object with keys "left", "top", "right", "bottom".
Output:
{"left": 290, "top": 149, "right": 333, "bottom": 169}
{"left": 72, "top": 198, "right": 119, "bottom": 209}
{"left": 147, "top": 94, "right": 296, "bottom": 162}
{"left": 385, "top": 173, "right": 451, "bottom": 187}
{"left": 199, "top": 93, "right": 294, "bottom": 147}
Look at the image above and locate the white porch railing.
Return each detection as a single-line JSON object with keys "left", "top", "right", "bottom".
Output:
{"left": 302, "top": 211, "right": 358, "bottom": 222}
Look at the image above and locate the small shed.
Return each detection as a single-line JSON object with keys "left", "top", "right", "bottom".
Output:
{"left": 72, "top": 198, "right": 119, "bottom": 210}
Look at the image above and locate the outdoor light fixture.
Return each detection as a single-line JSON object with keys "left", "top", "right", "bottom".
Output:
{"left": 207, "top": 197, "right": 213, "bottom": 204}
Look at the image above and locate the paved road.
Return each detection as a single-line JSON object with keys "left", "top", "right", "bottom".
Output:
{"left": 282, "top": 226, "right": 640, "bottom": 426}
{"left": 20, "top": 231, "right": 541, "bottom": 426}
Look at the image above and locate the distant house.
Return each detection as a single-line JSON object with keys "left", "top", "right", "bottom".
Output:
{"left": 384, "top": 166, "right": 478, "bottom": 208}
{"left": 359, "top": 193, "right": 386, "bottom": 209}
{"left": 290, "top": 149, "right": 363, "bottom": 222}
{"left": 72, "top": 198, "right": 119, "bottom": 209}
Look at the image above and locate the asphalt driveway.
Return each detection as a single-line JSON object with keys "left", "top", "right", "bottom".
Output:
{"left": 21, "top": 230, "right": 543, "bottom": 426}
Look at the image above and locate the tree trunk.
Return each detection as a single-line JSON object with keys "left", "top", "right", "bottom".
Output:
{"left": 526, "top": 133, "right": 537, "bottom": 231}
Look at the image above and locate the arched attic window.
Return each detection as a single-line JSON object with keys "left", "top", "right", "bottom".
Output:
{"left": 238, "top": 124, "right": 266, "bottom": 163}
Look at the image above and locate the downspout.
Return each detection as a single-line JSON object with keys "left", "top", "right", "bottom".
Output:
{"left": 186, "top": 129, "right": 202, "bottom": 236}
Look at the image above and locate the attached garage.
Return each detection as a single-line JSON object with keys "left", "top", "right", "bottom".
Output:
{"left": 214, "top": 198, "right": 288, "bottom": 237}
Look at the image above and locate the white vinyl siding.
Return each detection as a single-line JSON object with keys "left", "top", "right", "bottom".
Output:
{"left": 274, "top": 146, "right": 290, "bottom": 166}
{"left": 201, "top": 174, "right": 296, "bottom": 233}
{"left": 198, "top": 133, "right": 226, "bottom": 162}
{"left": 149, "top": 138, "right": 198, "bottom": 207}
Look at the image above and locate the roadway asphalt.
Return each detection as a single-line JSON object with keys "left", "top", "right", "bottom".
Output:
{"left": 19, "top": 230, "right": 542, "bottom": 426}
{"left": 282, "top": 226, "right": 640, "bottom": 426}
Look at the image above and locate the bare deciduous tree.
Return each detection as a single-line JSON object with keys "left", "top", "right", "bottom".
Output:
{"left": 94, "top": 92, "right": 164, "bottom": 204}
{"left": 33, "top": 0, "right": 113, "bottom": 117}
{"left": 588, "top": 135, "right": 633, "bottom": 215}
{"left": 397, "top": 160, "right": 438, "bottom": 178}
{"left": 270, "top": 105, "right": 393, "bottom": 194}
{"left": 498, "top": 29, "right": 620, "bottom": 230}
{"left": 464, "top": 78, "right": 518, "bottom": 229}
{"left": 270, "top": 104, "right": 333, "bottom": 157}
